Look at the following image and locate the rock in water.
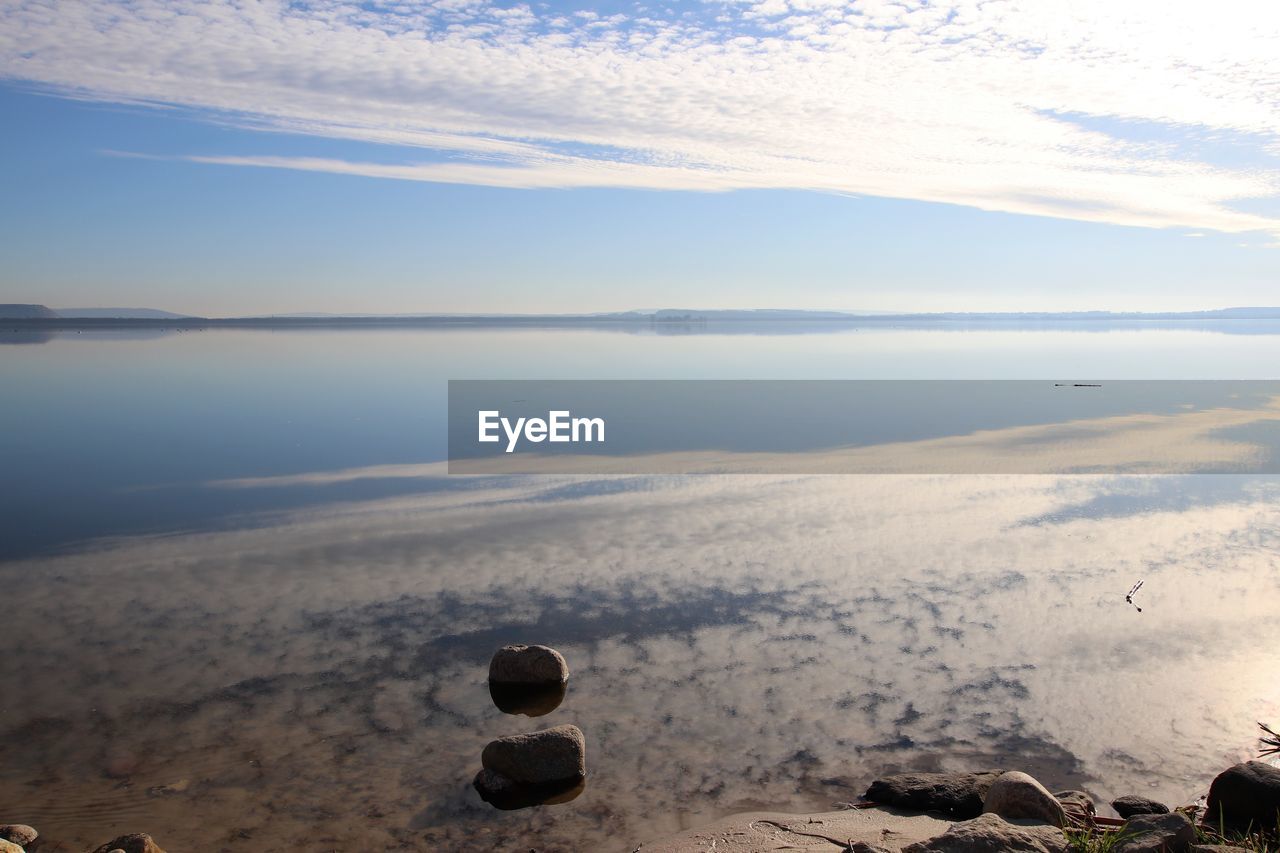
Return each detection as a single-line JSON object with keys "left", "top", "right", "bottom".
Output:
{"left": 481, "top": 723, "right": 586, "bottom": 784}
{"left": 0, "top": 826, "right": 37, "bottom": 847}
{"left": 488, "top": 644, "right": 569, "bottom": 685}
{"left": 1112, "top": 795, "right": 1170, "bottom": 818}
{"left": 90, "top": 833, "right": 168, "bottom": 853}
{"left": 902, "top": 813, "right": 1070, "bottom": 852}
{"left": 0, "top": 840, "right": 23, "bottom": 853}
{"left": 1205, "top": 760, "right": 1280, "bottom": 831}
{"left": 1115, "top": 812, "right": 1195, "bottom": 853}
{"left": 982, "top": 771, "right": 1067, "bottom": 826}
{"left": 864, "top": 770, "right": 1006, "bottom": 818}
{"left": 102, "top": 749, "right": 140, "bottom": 779}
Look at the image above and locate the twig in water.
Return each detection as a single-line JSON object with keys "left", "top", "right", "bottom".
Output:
{"left": 1259, "top": 721, "right": 1280, "bottom": 757}
{"left": 1125, "top": 579, "right": 1144, "bottom": 613}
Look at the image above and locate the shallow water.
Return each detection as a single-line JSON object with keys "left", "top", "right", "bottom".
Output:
{"left": 3, "top": 324, "right": 1280, "bottom": 851}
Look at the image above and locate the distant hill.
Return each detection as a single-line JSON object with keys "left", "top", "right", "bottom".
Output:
{"left": 56, "top": 307, "right": 193, "bottom": 319}
{"left": 860, "top": 307, "right": 1280, "bottom": 321}
{"left": 608, "top": 307, "right": 1280, "bottom": 321}
{"left": 8, "top": 305, "right": 1280, "bottom": 325}
{"left": 0, "top": 304, "right": 59, "bottom": 319}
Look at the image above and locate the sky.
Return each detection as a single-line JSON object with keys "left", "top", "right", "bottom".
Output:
{"left": 1, "top": 0, "right": 1279, "bottom": 315}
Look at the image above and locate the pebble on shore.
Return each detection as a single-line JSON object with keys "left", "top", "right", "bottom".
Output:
{"left": 0, "top": 826, "right": 37, "bottom": 848}
{"left": 1111, "top": 795, "right": 1171, "bottom": 818}
{"left": 89, "top": 832, "right": 168, "bottom": 853}
{"left": 981, "top": 770, "right": 1068, "bottom": 827}
{"left": 1205, "top": 760, "right": 1280, "bottom": 831}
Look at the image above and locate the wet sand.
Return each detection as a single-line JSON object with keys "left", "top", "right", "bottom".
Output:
{"left": 637, "top": 805, "right": 956, "bottom": 852}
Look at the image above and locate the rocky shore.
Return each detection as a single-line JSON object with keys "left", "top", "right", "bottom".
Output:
{"left": 638, "top": 761, "right": 1280, "bottom": 852}
{"left": 0, "top": 828, "right": 166, "bottom": 853}
{"left": 4, "top": 644, "right": 1276, "bottom": 852}
{"left": 7, "top": 759, "right": 1274, "bottom": 852}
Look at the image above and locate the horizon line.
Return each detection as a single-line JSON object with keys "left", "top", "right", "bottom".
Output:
{"left": 11, "top": 305, "right": 1280, "bottom": 323}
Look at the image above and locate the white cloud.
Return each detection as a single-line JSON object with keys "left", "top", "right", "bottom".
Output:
{"left": 4, "top": 0, "right": 1280, "bottom": 233}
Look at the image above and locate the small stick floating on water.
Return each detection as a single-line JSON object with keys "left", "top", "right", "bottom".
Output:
{"left": 1258, "top": 721, "right": 1280, "bottom": 756}
{"left": 1125, "top": 579, "right": 1144, "bottom": 612}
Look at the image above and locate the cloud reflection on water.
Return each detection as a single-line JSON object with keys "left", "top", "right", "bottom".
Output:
{"left": 451, "top": 393, "right": 1280, "bottom": 474}
{"left": 2, "top": 473, "right": 1279, "bottom": 851}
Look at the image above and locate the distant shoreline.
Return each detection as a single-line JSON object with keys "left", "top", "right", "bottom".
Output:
{"left": 9, "top": 313, "right": 1280, "bottom": 330}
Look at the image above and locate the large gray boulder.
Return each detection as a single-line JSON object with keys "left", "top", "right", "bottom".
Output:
{"left": 1205, "top": 760, "right": 1280, "bottom": 831}
{"left": 864, "top": 769, "right": 1006, "bottom": 818}
{"left": 0, "top": 825, "right": 36, "bottom": 847}
{"left": 1112, "top": 795, "right": 1170, "bottom": 818}
{"left": 902, "top": 813, "right": 1070, "bottom": 852}
{"left": 983, "top": 771, "right": 1067, "bottom": 827}
{"left": 488, "top": 644, "right": 569, "bottom": 685}
{"left": 1115, "top": 811, "right": 1195, "bottom": 853}
{"left": 481, "top": 723, "right": 586, "bottom": 784}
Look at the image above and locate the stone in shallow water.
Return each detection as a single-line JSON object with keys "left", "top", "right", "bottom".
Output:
{"left": 102, "top": 749, "right": 140, "bottom": 779}
{"left": 902, "top": 813, "right": 1070, "bottom": 852}
{"left": 1112, "top": 795, "right": 1170, "bottom": 818}
{"left": 0, "top": 840, "right": 23, "bottom": 853}
{"left": 89, "top": 833, "right": 168, "bottom": 853}
{"left": 488, "top": 680, "right": 567, "bottom": 717}
{"left": 0, "top": 826, "right": 37, "bottom": 847}
{"left": 1115, "top": 811, "right": 1195, "bottom": 853}
{"left": 982, "top": 771, "right": 1067, "bottom": 827}
{"left": 488, "top": 644, "right": 569, "bottom": 685}
{"left": 863, "top": 769, "right": 1006, "bottom": 818}
{"left": 480, "top": 723, "right": 586, "bottom": 784}
{"left": 1205, "top": 760, "right": 1280, "bottom": 832}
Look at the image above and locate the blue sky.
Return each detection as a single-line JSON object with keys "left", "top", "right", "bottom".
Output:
{"left": 1, "top": 0, "right": 1279, "bottom": 315}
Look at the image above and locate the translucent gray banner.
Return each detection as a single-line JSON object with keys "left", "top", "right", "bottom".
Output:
{"left": 447, "top": 380, "right": 1280, "bottom": 474}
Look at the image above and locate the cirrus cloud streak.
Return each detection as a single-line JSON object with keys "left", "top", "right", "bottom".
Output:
{"left": 4, "top": 0, "right": 1280, "bottom": 233}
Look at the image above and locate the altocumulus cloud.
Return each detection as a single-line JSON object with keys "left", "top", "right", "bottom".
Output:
{"left": 3, "top": 0, "right": 1280, "bottom": 234}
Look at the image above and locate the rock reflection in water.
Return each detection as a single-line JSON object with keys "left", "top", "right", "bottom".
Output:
{"left": 488, "top": 681, "right": 568, "bottom": 716}
{"left": 474, "top": 774, "right": 587, "bottom": 811}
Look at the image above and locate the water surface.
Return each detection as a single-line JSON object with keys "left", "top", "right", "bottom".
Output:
{"left": 2, "top": 323, "right": 1279, "bottom": 851}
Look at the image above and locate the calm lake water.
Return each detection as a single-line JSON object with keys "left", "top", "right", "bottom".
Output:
{"left": 2, "top": 323, "right": 1280, "bottom": 851}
